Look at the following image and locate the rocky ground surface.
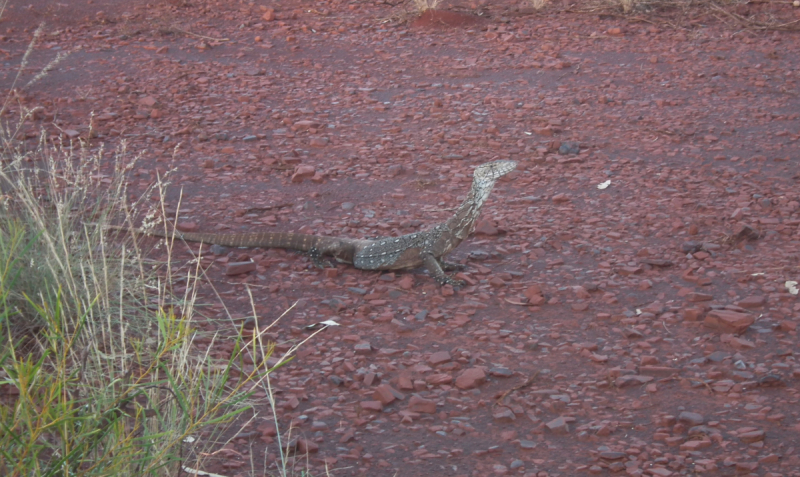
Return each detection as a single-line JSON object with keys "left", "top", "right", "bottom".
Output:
{"left": 3, "top": 0, "right": 800, "bottom": 476}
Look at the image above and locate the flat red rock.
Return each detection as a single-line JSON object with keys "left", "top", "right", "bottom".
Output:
{"left": 704, "top": 309, "right": 754, "bottom": 334}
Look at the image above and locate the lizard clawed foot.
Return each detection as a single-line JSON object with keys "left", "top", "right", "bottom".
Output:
{"left": 307, "top": 248, "right": 333, "bottom": 269}
{"left": 440, "top": 260, "right": 466, "bottom": 272}
{"left": 435, "top": 275, "right": 466, "bottom": 288}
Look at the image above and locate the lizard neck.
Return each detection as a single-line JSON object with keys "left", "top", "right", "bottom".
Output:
{"left": 444, "top": 178, "right": 496, "bottom": 241}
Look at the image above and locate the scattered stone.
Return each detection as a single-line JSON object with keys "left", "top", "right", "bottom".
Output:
{"left": 739, "top": 429, "right": 765, "bottom": 443}
{"left": 489, "top": 367, "right": 514, "bottom": 377}
{"left": 474, "top": 219, "right": 499, "bottom": 235}
{"left": 373, "top": 384, "right": 403, "bottom": 405}
{"left": 545, "top": 416, "right": 570, "bottom": 434}
{"left": 292, "top": 120, "right": 322, "bottom": 131}
{"left": 354, "top": 342, "right": 373, "bottom": 354}
{"left": 493, "top": 407, "right": 516, "bottom": 423}
{"left": 426, "top": 373, "right": 453, "bottom": 385}
{"left": 291, "top": 165, "right": 316, "bottom": 183}
{"left": 455, "top": 367, "right": 486, "bottom": 390}
{"left": 615, "top": 374, "right": 653, "bottom": 387}
{"left": 428, "top": 350, "right": 452, "bottom": 365}
{"left": 360, "top": 401, "right": 383, "bottom": 412}
{"left": 679, "top": 411, "right": 705, "bottom": 426}
{"left": 518, "top": 439, "right": 536, "bottom": 449}
{"left": 408, "top": 395, "right": 436, "bottom": 414}
{"left": 309, "top": 137, "right": 329, "bottom": 147}
{"left": 736, "top": 295, "right": 766, "bottom": 308}
{"left": 225, "top": 261, "right": 256, "bottom": 276}
{"left": 599, "top": 451, "right": 626, "bottom": 460}
{"left": 687, "top": 292, "right": 714, "bottom": 302}
{"left": 704, "top": 309, "right": 754, "bottom": 334}
{"left": 558, "top": 141, "right": 580, "bottom": 155}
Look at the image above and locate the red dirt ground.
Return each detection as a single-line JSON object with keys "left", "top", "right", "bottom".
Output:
{"left": 3, "top": 0, "right": 800, "bottom": 476}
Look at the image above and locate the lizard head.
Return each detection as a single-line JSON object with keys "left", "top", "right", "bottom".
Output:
{"left": 473, "top": 160, "right": 517, "bottom": 183}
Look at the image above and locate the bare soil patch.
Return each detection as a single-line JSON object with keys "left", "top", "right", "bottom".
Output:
{"left": 411, "top": 9, "right": 486, "bottom": 29}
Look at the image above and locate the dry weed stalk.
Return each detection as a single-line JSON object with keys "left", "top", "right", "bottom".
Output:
{"left": 412, "top": 0, "right": 441, "bottom": 12}
{"left": 528, "top": 0, "right": 550, "bottom": 10}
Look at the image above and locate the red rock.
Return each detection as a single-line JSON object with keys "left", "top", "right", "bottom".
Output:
{"left": 425, "top": 373, "right": 453, "bottom": 385}
{"left": 524, "top": 284, "right": 545, "bottom": 304}
{"left": 428, "top": 350, "right": 451, "bottom": 365}
{"left": 615, "top": 374, "right": 653, "bottom": 387}
{"left": 139, "top": 95, "right": 157, "bottom": 107}
{"left": 354, "top": 342, "right": 373, "bottom": 354}
{"left": 648, "top": 468, "right": 672, "bottom": 476}
{"left": 360, "top": 400, "right": 383, "bottom": 412}
{"left": 262, "top": 8, "right": 275, "bottom": 21}
{"left": 704, "top": 309, "right": 754, "bottom": 334}
{"left": 572, "top": 286, "right": 591, "bottom": 299}
{"left": 225, "top": 261, "right": 256, "bottom": 276}
{"left": 373, "top": 384, "right": 403, "bottom": 405}
{"left": 680, "top": 439, "right": 712, "bottom": 451}
{"left": 284, "top": 396, "right": 300, "bottom": 410}
{"left": 729, "top": 336, "right": 756, "bottom": 349}
{"left": 552, "top": 193, "right": 570, "bottom": 203}
{"left": 291, "top": 165, "right": 316, "bottom": 183}
{"left": 617, "top": 266, "right": 642, "bottom": 276}
{"left": 528, "top": 295, "right": 546, "bottom": 306}
{"left": 545, "top": 416, "right": 570, "bottom": 434}
{"left": 493, "top": 407, "right": 516, "bottom": 423}
{"left": 687, "top": 292, "right": 713, "bottom": 302}
{"left": 639, "top": 366, "right": 678, "bottom": 377}
{"left": 175, "top": 221, "right": 198, "bottom": 232}
{"left": 397, "top": 275, "right": 414, "bottom": 290}
{"left": 739, "top": 429, "right": 765, "bottom": 443}
{"left": 397, "top": 375, "right": 413, "bottom": 390}
{"left": 309, "top": 137, "right": 329, "bottom": 147}
{"left": 639, "top": 355, "right": 659, "bottom": 365}
{"left": 455, "top": 367, "right": 486, "bottom": 390}
{"left": 408, "top": 395, "right": 436, "bottom": 414}
{"left": 588, "top": 352, "right": 608, "bottom": 363}
{"left": 682, "top": 307, "right": 704, "bottom": 321}
{"left": 736, "top": 295, "right": 766, "bottom": 308}
{"left": 296, "top": 438, "right": 318, "bottom": 454}
{"left": 292, "top": 120, "right": 321, "bottom": 131}
{"left": 474, "top": 219, "right": 498, "bottom": 235}
{"left": 679, "top": 411, "right": 705, "bottom": 426}
{"left": 257, "top": 422, "right": 277, "bottom": 437}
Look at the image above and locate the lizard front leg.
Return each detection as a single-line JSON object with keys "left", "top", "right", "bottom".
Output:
{"left": 306, "top": 247, "right": 332, "bottom": 269}
{"left": 421, "top": 253, "right": 465, "bottom": 287}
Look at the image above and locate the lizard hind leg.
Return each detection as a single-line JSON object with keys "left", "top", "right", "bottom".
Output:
{"left": 421, "top": 253, "right": 466, "bottom": 287}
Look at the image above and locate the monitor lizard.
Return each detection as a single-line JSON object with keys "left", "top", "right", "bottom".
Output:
{"left": 120, "top": 160, "right": 516, "bottom": 286}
